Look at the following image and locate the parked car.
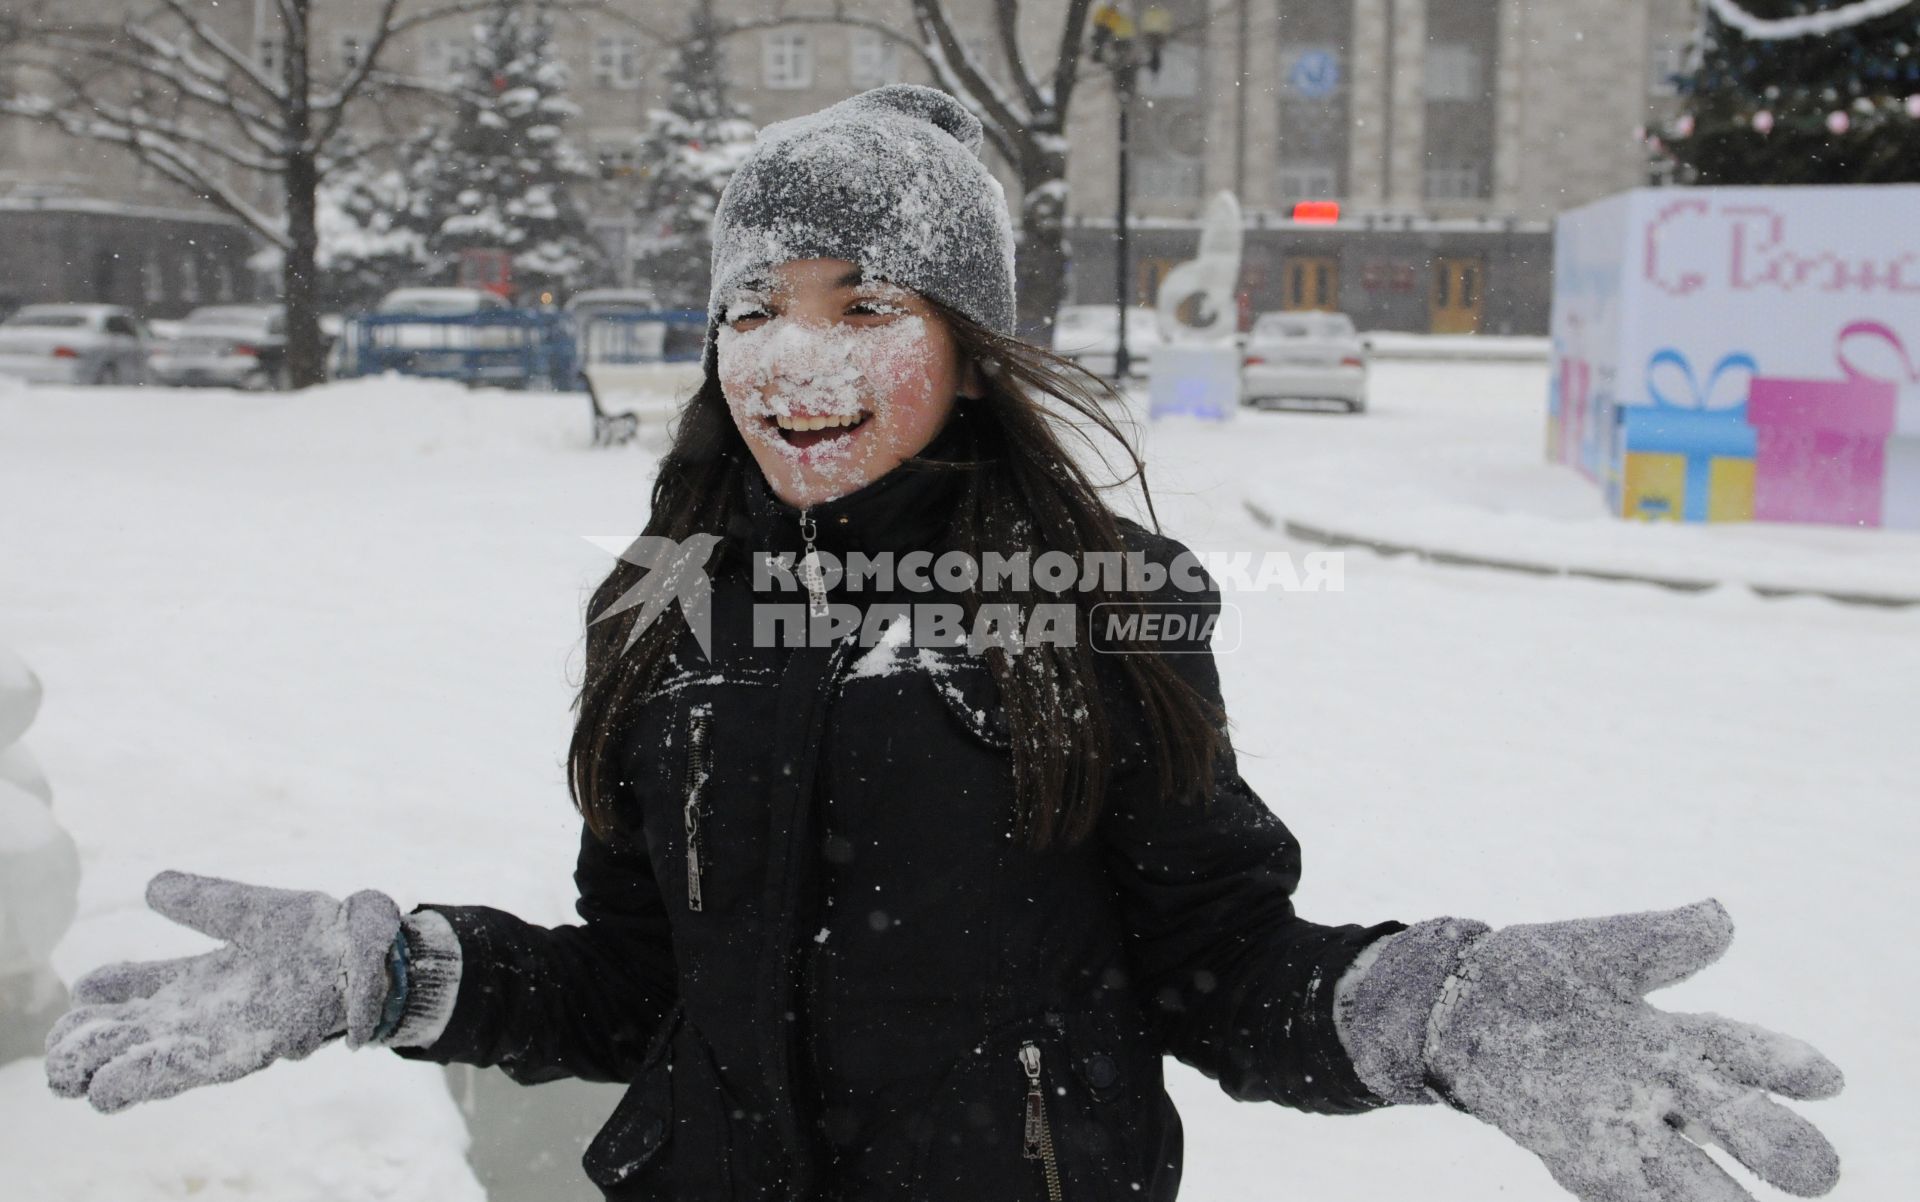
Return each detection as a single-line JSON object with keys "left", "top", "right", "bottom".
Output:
{"left": 375, "top": 286, "right": 510, "bottom": 316}
{"left": 1240, "top": 310, "right": 1369, "bottom": 413}
{"left": 148, "top": 304, "right": 289, "bottom": 390}
{"left": 0, "top": 304, "right": 149, "bottom": 385}
{"left": 1051, "top": 304, "right": 1164, "bottom": 379}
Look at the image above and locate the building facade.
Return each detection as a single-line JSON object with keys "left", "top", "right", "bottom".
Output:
{"left": 1, "top": 0, "right": 1698, "bottom": 331}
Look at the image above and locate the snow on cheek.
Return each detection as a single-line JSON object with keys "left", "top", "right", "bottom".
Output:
{"left": 718, "top": 316, "right": 935, "bottom": 492}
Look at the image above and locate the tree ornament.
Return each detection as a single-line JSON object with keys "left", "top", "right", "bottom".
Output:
{"left": 1752, "top": 109, "right": 1776, "bottom": 133}
{"left": 1826, "top": 109, "right": 1852, "bottom": 134}
{"left": 1907, "top": 93, "right": 1920, "bottom": 118}
{"left": 1674, "top": 113, "right": 1696, "bottom": 137}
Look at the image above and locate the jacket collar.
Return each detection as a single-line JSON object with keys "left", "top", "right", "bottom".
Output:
{"left": 730, "top": 405, "right": 979, "bottom": 559}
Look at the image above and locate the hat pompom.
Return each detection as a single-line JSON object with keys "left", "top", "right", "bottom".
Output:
{"left": 845, "top": 84, "right": 984, "bottom": 156}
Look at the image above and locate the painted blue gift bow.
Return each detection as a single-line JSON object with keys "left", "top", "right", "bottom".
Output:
{"left": 1646, "top": 348, "right": 1758, "bottom": 416}
{"left": 1629, "top": 349, "right": 1759, "bottom": 520}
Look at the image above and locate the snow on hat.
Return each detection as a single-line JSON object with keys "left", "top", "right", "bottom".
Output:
{"left": 707, "top": 84, "right": 1018, "bottom": 344}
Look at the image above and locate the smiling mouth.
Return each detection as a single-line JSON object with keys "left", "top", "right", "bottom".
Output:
{"left": 767, "top": 411, "right": 872, "bottom": 450}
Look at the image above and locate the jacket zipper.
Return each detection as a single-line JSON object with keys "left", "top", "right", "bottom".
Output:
{"left": 1019, "top": 1041, "right": 1065, "bottom": 1202}
{"left": 682, "top": 702, "right": 713, "bottom": 911}
{"left": 797, "top": 511, "right": 830, "bottom": 618}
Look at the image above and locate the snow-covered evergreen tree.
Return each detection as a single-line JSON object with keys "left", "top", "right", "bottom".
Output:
{"left": 411, "top": 0, "right": 606, "bottom": 297}
{"left": 315, "top": 146, "right": 430, "bottom": 311}
{"left": 1657, "top": 0, "right": 1920, "bottom": 184}
{"left": 629, "top": 5, "right": 756, "bottom": 307}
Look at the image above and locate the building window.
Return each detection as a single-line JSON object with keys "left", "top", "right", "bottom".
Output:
{"left": 763, "top": 33, "right": 813, "bottom": 90}
{"left": 1648, "top": 38, "right": 1689, "bottom": 95}
{"left": 178, "top": 253, "right": 199, "bottom": 301}
{"left": 252, "top": 0, "right": 282, "bottom": 78}
{"left": 144, "top": 252, "right": 165, "bottom": 304}
{"left": 423, "top": 38, "right": 470, "bottom": 82}
{"left": 1424, "top": 43, "right": 1482, "bottom": 102}
{"left": 848, "top": 30, "right": 900, "bottom": 89}
{"left": 1277, "top": 164, "right": 1340, "bottom": 202}
{"left": 961, "top": 37, "right": 1001, "bottom": 82}
{"left": 335, "top": 32, "right": 367, "bottom": 72}
{"left": 593, "top": 38, "right": 640, "bottom": 89}
{"left": 1136, "top": 152, "right": 1203, "bottom": 201}
{"left": 214, "top": 260, "right": 235, "bottom": 302}
{"left": 1141, "top": 43, "right": 1201, "bottom": 99}
{"left": 1423, "top": 163, "right": 1484, "bottom": 200}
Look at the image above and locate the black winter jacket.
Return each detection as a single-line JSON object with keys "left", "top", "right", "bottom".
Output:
{"left": 395, "top": 410, "right": 1407, "bottom": 1200}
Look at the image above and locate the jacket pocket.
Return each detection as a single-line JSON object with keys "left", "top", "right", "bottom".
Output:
{"left": 582, "top": 1007, "right": 680, "bottom": 1195}
{"left": 907, "top": 1014, "right": 1145, "bottom": 1202}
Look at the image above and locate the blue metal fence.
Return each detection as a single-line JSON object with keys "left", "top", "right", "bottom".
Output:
{"left": 334, "top": 310, "right": 581, "bottom": 390}
{"left": 334, "top": 307, "right": 711, "bottom": 389}
{"left": 575, "top": 309, "right": 709, "bottom": 367}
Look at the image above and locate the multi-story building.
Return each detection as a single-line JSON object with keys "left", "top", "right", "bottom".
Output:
{"left": 1, "top": 0, "right": 1697, "bottom": 331}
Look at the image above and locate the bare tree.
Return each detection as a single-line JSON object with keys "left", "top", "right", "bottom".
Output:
{"left": 1, "top": 0, "right": 507, "bottom": 386}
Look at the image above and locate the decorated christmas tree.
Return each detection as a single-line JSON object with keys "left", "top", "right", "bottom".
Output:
{"left": 628, "top": 5, "right": 757, "bottom": 307}
{"left": 411, "top": 0, "right": 606, "bottom": 297}
{"left": 1657, "top": 0, "right": 1920, "bottom": 184}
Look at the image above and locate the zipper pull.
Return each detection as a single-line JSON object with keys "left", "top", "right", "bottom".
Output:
{"left": 1020, "top": 1042, "right": 1045, "bottom": 1158}
{"left": 683, "top": 705, "right": 711, "bottom": 912}
{"left": 685, "top": 818, "right": 703, "bottom": 911}
{"left": 797, "top": 510, "right": 830, "bottom": 618}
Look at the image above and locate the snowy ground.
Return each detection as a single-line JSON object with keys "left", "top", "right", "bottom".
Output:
{"left": 1, "top": 362, "right": 1913, "bottom": 1201}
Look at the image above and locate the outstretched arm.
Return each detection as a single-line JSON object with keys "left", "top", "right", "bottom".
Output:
{"left": 1096, "top": 552, "right": 1405, "bottom": 1113}
{"left": 389, "top": 820, "right": 679, "bottom": 1086}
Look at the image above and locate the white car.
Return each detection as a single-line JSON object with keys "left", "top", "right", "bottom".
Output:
{"left": 1051, "top": 304, "right": 1164, "bottom": 379}
{"left": 1240, "top": 311, "right": 1369, "bottom": 413}
{"left": 149, "top": 304, "right": 289, "bottom": 390}
{"left": 374, "top": 287, "right": 511, "bottom": 316}
{"left": 357, "top": 287, "right": 518, "bottom": 370}
{"left": 0, "top": 304, "right": 150, "bottom": 385}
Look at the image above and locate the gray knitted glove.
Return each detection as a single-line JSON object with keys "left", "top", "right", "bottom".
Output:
{"left": 1334, "top": 900, "right": 1843, "bottom": 1202}
{"left": 43, "top": 871, "right": 402, "bottom": 1113}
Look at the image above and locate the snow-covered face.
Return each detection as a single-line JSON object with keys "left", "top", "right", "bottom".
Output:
{"left": 716, "top": 258, "right": 968, "bottom": 509}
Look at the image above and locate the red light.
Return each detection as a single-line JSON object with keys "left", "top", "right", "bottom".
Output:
{"left": 1292, "top": 201, "right": 1341, "bottom": 225}
{"left": 232, "top": 344, "right": 258, "bottom": 357}
{"left": 1340, "top": 355, "right": 1364, "bottom": 368}
{"left": 1243, "top": 355, "right": 1267, "bottom": 366}
{"left": 51, "top": 346, "right": 78, "bottom": 359}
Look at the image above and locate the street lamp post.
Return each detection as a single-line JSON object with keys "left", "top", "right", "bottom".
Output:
{"left": 1089, "top": 4, "right": 1170, "bottom": 383}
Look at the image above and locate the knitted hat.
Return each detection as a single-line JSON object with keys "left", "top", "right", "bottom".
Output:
{"left": 706, "top": 84, "right": 1018, "bottom": 349}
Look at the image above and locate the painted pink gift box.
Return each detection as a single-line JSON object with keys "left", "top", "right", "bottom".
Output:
{"left": 1746, "top": 321, "right": 1906, "bottom": 527}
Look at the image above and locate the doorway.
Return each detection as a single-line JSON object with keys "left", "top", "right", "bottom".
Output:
{"left": 1430, "top": 256, "right": 1485, "bottom": 333}
{"left": 1281, "top": 256, "right": 1339, "bottom": 311}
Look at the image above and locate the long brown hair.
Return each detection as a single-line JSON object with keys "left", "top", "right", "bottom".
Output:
{"left": 568, "top": 305, "right": 1230, "bottom": 850}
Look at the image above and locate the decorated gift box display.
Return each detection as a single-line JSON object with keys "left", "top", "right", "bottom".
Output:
{"left": 1747, "top": 321, "right": 1919, "bottom": 529}
{"left": 1550, "top": 185, "right": 1920, "bottom": 528}
{"left": 1609, "top": 350, "right": 1757, "bottom": 523}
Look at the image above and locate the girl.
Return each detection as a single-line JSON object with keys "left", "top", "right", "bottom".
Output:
{"left": 44, "top": 86, "right": 1842, "bottom": 1202}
